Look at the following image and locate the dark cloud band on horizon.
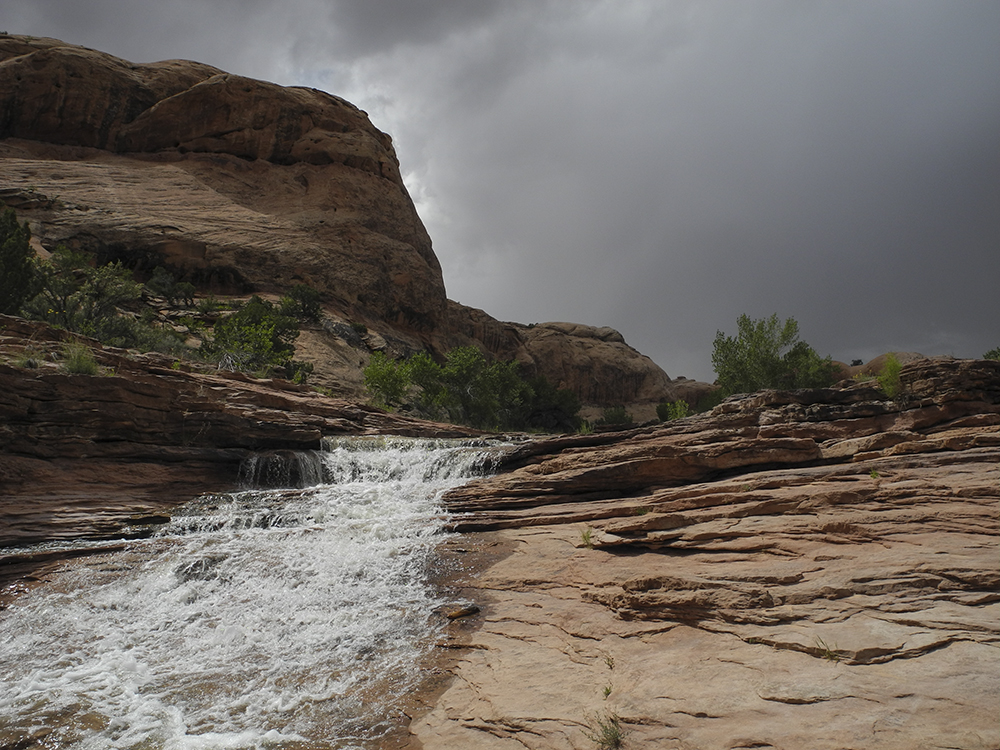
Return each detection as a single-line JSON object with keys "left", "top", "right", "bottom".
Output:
{"left": 4, "top": 0, "right": 999, "bottom": 380}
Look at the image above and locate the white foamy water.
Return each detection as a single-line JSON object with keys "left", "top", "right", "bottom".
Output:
{"left": 0, "top": 438, "right": 504, "bottom": 750}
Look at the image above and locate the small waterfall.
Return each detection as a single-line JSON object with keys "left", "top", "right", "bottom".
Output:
{"left": 238, "top": 450, "right": 328, "bottom": 489}
{"left": 0, "top": 437, "right": 507, "bottom": 750}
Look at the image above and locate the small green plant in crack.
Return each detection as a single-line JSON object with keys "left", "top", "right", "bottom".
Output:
{"left": 869, "top": 468, "right": 880, "bottom": 480}
{"left": 602, "top": 683, "right": 614, "bottom": 700}
{"left": 583, "top": 711, "right": 627, "bottom": 749}
{"left": 632, "top": 506, "right": 650, "bottom": 516}
{"left": 603, "top": 653, "right": 615, "bottom": 671}
{"left": 815, "top": 636, "right": 840, "bottom": 663}
{"left": 877, "top": 353, "right": 903, "bottom": 399}
{"left": 61, "top": 343, "right": 99, "bottom": 375}
{"left": 580, "top": 527, "right": 595, "bottom": 549}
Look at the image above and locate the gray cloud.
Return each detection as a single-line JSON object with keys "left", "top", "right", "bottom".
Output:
{"left": 5, "top": 0, "right": 999, "bottom": 380}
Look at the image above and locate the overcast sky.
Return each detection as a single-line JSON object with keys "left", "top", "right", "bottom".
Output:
{"left": 6, "top": 0, "right": 999, "bottom": 380}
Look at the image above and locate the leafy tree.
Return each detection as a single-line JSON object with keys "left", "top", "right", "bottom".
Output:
{"left": 145, "top": 266, "right": 196, "bottom": 307}
{"left": 439, "top": 347, "right": 521, "bottom": 428}
{"left": 207, "top": 295, "right": 299, "bottom": 374}
{"left": 23, "top": 246, "right": 90, "bottom": 329}
{"left": 146, "top": 266, "right": 177, "bottom": 299}
{"left": 0, "top": 208, "right": 36, "bottom": 314}
{"left": 711, "top": 314, "right": 836, "bottom": 396}
{"left": 363, "top": 351, "right": 411, "bottom": 407}
{"left": 984, "top": 347, "right": 1000, "bottom": 361}
{"left": 407, "top": 351, "right": 448, "bottom": 414}
{"left": 76, "top": 261, "right": 144, "bottom": 327}
{"left": 523, "top": 374, "right": 581, "bottom": 432}
{"left": 23, "top": 246, "right": 146, "bottom": 347}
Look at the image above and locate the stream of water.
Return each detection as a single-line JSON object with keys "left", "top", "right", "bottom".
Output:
{"left": 0, "top": 437, "right": 503, "bottom": 750}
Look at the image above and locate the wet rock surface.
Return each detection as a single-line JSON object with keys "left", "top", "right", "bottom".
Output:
{"left": 410, "top": 358, "right": 1000, "bottom": 749}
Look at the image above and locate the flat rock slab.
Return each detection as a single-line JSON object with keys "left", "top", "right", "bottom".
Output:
{"left": 415, "top": 498, "right": 998, "bottom": 748}
{"left": 413, "top": 361, "right": 1000, "bottom": 749}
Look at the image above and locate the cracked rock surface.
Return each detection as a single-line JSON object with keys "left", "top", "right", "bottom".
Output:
{"left": 411, "top": 358, "right": 999, "bottom": 749}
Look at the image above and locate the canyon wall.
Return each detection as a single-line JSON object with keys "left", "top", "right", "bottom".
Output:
{"left": 0, "top": 35, "right": 695, "bottom": 414}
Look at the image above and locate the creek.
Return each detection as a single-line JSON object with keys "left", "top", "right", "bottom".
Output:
{"left": 0, "top": 437, "right": 505, "bottom": 749}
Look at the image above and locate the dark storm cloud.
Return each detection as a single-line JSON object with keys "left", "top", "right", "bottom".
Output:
{"left": 322, "top": 0, "right": 513, "bottom": 57}
{"left": 4, "top": 0, "right": 999, "bottom": 380}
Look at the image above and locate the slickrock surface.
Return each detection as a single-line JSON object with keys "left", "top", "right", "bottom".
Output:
{"left": 412, "top": 358, "right": 1000, "bottom": 749}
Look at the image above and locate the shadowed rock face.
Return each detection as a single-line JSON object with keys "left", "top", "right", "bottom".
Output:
{"left": 412, "top": 357, "right": 1000, "bottom": 749}
{"left": 0, "top": 35, "right": 443, "bottom": 329}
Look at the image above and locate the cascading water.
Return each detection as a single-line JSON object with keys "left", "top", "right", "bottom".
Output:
{"left": 0, "top": 437, "right": 505, "bottom": 750}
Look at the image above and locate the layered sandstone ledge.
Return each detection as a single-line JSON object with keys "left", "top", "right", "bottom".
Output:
{"left": 410, "top": 358, "right": 1000, "bottom": 749}
{"left": 0, "top": 315, "right": 477, "bottom": 557}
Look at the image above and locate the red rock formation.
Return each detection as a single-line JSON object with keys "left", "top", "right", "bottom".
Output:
{"left": 0, "top": 315, "right": 477, "bottom": 553}
{"left": 409, "top": 357, "right": 1000, "bottom": 749}
{"left": 0, "top": 34, "right": 693, "bottom": 411}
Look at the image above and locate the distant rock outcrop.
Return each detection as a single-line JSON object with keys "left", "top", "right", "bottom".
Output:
{"left": 0, "top": 35, "right": 697, "bottom": 410}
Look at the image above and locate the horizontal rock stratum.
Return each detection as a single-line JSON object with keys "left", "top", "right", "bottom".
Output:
{"left": 412, "top": 358, "right": 1000, "bottom": 749}
{"left": 0, "top": 315, "right": 479, "bottom": 554}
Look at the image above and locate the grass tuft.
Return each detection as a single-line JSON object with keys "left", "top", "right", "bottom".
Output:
{"left": 62, "top": 343, "right": 98, "bottom": 375}
{"left": 583, "top": 711, "right": 627, "bottom": 749}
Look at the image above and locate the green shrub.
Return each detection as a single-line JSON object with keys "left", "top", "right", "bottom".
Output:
{"left": 24, "top": 246, "right": 144, "bottom": 343}
{"left": 877, "top": 354, "right": 903, "bottom": 399}
{"left": 287, "top": 360, "right": 314, "bottom": 385}
{"left": 13, "top": 347, "right": 43, "bottom": 369}
{"left": 523, "top": 374, "right": 581, "bottom": 432}
{"left": 656, "top": 399, "right": 690, "bottom": 422}
{"left": 598, "top": 405, "right": 633, "bottom": 426}
{"left": 206, "top": 295, "right": 299, "bottom": 374}
{"left": 363, "top": 346, "right": 580, "bottom": 431}
{"left": 985, "top": 347, "right": 1000, "bottom": 361}
{"left": 62, "top": 343, "right": 98, "bottom": 375}
{"left": 146, "top": 266, "right": 175, "bottom": 298}
{"left": 695, "top": 389, "right": 725, "bottom": 413}
{"left": 196, "top": 295, "right": 225, "bottom": 314}
{"left": 711, "top": 313, "right": 837, "bottom": 396}
{"left": 146, "top": 267, "right": 196, "bottom": 307}
{"left": 0, "top": 208, "right": 37, "bottom": 315}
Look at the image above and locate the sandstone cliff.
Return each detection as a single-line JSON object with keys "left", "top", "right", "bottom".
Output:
{"left": 412, "top": 357, "right": 1000, "bottom": 749}
{"left": 0, "top": 34, "right": 693, "bottom": 412}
